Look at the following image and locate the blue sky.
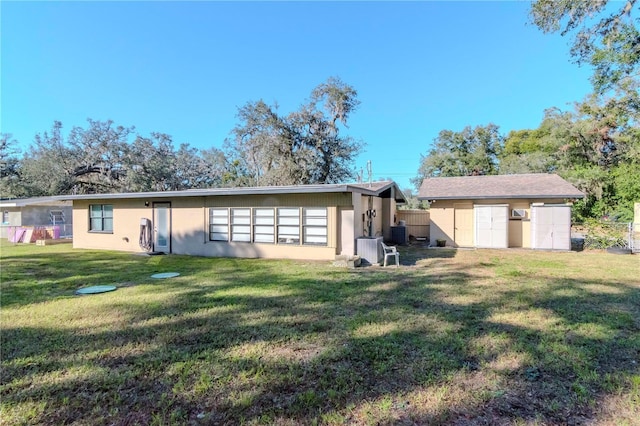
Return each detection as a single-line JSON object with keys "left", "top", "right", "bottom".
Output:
{"left": 1, "top": 1, "right": 593, "bottom": 190}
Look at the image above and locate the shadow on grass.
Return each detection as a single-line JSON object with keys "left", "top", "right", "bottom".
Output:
{"left": 398, "top": 245, "right": 459, "bottom": 266}
{"left": 1, "top": 244, "right": 639, "bottom": 425}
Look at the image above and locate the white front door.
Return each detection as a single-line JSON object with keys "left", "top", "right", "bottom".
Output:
{"left": 153, "top": 202, "right": 171, "bottom": 253}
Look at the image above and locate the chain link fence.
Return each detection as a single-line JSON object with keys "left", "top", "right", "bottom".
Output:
{"left": 572, "top": 221, "right": 634, "bottom": 251}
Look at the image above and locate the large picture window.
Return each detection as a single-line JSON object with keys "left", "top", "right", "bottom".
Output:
{"left": 89, "top": 204, "right": 113, "bottom": 232}
{"left": 209, "top": 208, "right": 229, "bottom": 241}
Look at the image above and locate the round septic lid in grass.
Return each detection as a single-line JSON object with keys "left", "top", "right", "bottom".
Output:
{"left": 150, "top": 272, "right": 180, "bottom": 279}
{"left": 75, "top": 285, "right": 117, "bottom": 295}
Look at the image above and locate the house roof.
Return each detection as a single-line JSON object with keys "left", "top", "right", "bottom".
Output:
{"left": 55, "top": 181, "right": 406, "bottom": 203}
{"left": 0, "top": 196, "right": 72, "bottom": 208}
{"left": 418, "top": 174, "right": 584, "bottom": 200}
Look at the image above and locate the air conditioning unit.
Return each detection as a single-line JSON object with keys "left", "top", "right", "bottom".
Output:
{"left": 511, "top": 209, "right": 527, "bottom": 219}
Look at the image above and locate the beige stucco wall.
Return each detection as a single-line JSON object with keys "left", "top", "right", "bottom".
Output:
{"left": 381, "top": 197, "right": 397, "bottom": 241}
{"left": 72, "top": 191, "right": 397, "bottom": 261}
{"left": 358, "top": 195, "right": 383, "bottom": 238}
{"left": 428, "top": 198, "right": 562, "bottom": 248}
{"left": 429, "top": 204, "right": 455, "bottom": 246}
{"left": 73, "top": 198, "right": 153, "bottom": 252}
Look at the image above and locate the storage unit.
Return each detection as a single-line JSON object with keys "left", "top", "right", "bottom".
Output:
{"left": 531, "top": 204, "right": 571, "bottom": 250}
{"left": 418, "top": 174, "right": 584, "bottom": 250}
{"left": 474, "top": 205, "right": 508, "bottom": 249}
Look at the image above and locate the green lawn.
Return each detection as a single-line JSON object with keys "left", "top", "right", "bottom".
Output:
{"left": 1, "top": 241, "right": 639, "bottom": 425}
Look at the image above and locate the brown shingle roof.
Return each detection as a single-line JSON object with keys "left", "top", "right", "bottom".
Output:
{"left": 418, "top": 174, "right": 584, "bottom": 200}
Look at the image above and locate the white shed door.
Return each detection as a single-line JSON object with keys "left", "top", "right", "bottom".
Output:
{"left": 531, "top": 205, "right": 571, "bottom": 250}
{"left": 474, "top": 205, "right": 508, "bottom": 248}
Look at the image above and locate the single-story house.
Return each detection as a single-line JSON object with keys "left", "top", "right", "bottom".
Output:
{"left": 61, "top": 181, "right": 405, "bottom": 260}
{"left": 0, "top": 197, "right": 72, "bottom": 240}
{"left": 418, "top": 174, "right": 584, "bottom": 250}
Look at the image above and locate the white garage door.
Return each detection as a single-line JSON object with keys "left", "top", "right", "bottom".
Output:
{"left": 474, "top": 205, "right": 508, "bottom": 248}
{"left": 531, "top": 205, "right": 571, "bottom": 250}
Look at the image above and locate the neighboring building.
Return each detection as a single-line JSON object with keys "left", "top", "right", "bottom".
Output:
{"left": 418, "top": 174, "right": 584, "bottom": 250}
{"left": 61, "top": 181, "right": 405, "bottom": 260}
{"left": 0, "top": 197, "right": 73, "bottom": 239}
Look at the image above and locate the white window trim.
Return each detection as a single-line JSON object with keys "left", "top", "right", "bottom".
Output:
{"left": 253, "top": 208, "right": 275, "bottom": 244}
{"left": 302, "top": 208, "right": 328, "bottom": 246}
{"left": 209, "top": 208, "right": 229, "bottom": 241}
{"left": 89, "top": 204, "right": 113, "bottom": 233}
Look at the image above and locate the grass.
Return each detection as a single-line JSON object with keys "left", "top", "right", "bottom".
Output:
{"left": 1, "top": 241, "right": 639, "bottom": 425}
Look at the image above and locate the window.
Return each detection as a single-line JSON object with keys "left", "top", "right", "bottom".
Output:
{"left": 209, "top": 208, "right": 229, "bottom": 241}
{"left": 303, "top": 208, "right": 327, "bottom": 245}
{"left": 253, "top": 208, "right": 275, "bottom": 243}
{"left": 89, "top": 204, "right": 113, "bottom": 232}
{"left": 277, "top": 208, "right": 300, "bottom": 244}
{"left": 2, "top": 211, "right": 8, "bottom": 225}
{"left": 231, "top": 208, "right": 251, "bottom": 242}
{"left": 209, "top": 206, "right": 328, "bottom": 247}
{"left": 50, "top": 210, "right": 65, "bottom": 224}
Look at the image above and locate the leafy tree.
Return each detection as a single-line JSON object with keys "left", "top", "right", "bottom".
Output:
{"left": 225, "top": 100, "right": 301, "bottom": 186}
{"left": 499, "top": 111, "right": 569, "bottom": 174}
{"left": 530, "top": 0, "right": 640, "bottom": 95}
{"left": 15, "top": 119, "right": 235, "bottom": 195}
{"left": 412, "top": 124, "right": 503, "bottom": 185}
{"left": 0, "top": 133, "right": 24, "bottom": 198}
{"left": 173, "top": 143, "right": 223, "bottom": 190}
{"left": 19, "top": 121, "right": 80, "bottom": 195}
{"left": 123, "top": 133, "right": 176, "bottom": 192}
{"left": 611, "top": 162, "right": 640, "bottom": 220}
{"left": 18, "top": 120, "right": 136, "bottom": 195}
{"left": 226, "top": 77, "right": 364, "bottom": 186}
{"left": 304, "top": 76, "right": 363, "bottom": 183}
{"left": 67, "top": 119, "right": 133, "bottom": 192}
{"left": 495, "top": 97, "right": 639, "bottom": 221}
{"left": 499, "top": 151, "right": 558, "bottom": 174}
{"left": 398, "top": 187, "right": 428, "bottom": 210}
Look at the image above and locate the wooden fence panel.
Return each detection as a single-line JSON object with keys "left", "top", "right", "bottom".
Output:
{"left": 397, "top": 210, "right": 430, "bottom": 239}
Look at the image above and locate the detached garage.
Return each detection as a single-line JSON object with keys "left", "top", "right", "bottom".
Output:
{"left": 418, "top": 174, "right": 584, "bottom": 249}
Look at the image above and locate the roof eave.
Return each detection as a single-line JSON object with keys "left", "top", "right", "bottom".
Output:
{"left": 58, "top": 183, "right": 409, "bottom": 201}
{"left": 418, "top": 194, "right": 585, "bottom": 201}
